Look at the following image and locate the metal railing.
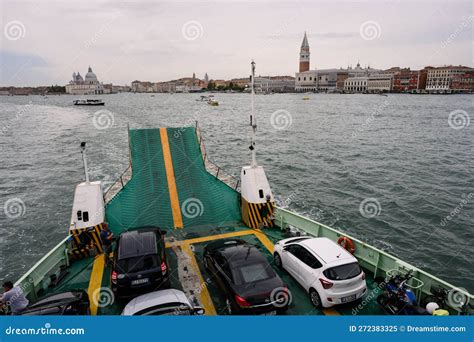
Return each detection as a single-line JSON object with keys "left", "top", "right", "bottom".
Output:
{"left": 195, "top": 121, "right": 240, "bottom": 192}
{"left": 103, "top": 164, "right": 132, "bottom": 204}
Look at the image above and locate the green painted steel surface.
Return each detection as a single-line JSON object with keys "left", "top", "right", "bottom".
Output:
{"left": 105, "top": 127, "right": 240, "bottom": 233}
{"left": 167, "top": 127, "right": 241, "bottom": 229}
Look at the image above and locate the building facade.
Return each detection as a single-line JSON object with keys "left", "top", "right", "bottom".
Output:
{"left": 253, "top": 76, "right": 295, "bottom": 93}
{"left": 65, "top": 66, "right": 107, "bottom": 95}
{"left": 367, "top": 74, "right": 393, "bottom": 92}
{"left": 344, "top": 77, "right": 368, "bottom": 93}
{"left": 426, "top": 66, "right": 473, "bottom": 93}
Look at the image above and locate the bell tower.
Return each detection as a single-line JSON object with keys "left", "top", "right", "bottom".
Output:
{"left": 299, "top": 32, "right": 310, "bottom": 72}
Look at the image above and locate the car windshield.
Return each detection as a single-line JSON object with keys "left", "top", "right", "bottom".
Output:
{"left": 135, "top": 304, "right": 191, "bottom": 316}
{"left": 323, "top": 262, "right": 362, "bottom": 281}
{"left": 118, "top": 254, "right": 160, "bottom": 273}
{"left": 233, "top": 263, "right": 275, "bottom": 285}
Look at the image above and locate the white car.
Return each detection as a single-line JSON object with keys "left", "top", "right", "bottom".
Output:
{"left": 121, "top": 289, "right": 205, "bottom": 316}
{"left": 273, "top": 237, "right": 367, "bottom": 308}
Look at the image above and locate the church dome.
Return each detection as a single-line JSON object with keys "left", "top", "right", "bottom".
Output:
{"left": 85, "top": 66, "right": 98, "bottom": 83}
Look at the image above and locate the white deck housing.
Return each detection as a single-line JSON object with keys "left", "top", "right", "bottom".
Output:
{"left": 240, "top": 165, "right": 274, "bottom": 204}
{"left": 69, "top": 181, "right": 104, "bottom": 230}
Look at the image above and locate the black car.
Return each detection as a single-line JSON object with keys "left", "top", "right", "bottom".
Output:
{"left": 112, "top": 227, "right": 169, "bottom": 298}
{"left": 20, "top": 290, "right": 90, "bottom": 315}
{"left": 203, "top": 239, "right": 289, "bottom": 315}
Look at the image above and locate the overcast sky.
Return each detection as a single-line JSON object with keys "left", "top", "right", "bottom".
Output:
{"left": 0, "top": 0, "right": 472, "bottom": 86}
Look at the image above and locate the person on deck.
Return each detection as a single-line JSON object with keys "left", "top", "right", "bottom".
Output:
{"left": 100, "top": 223, "right": 114, "bottom": 265}
{"left": 1, "top": 281, "right": 29, "bottom": 315}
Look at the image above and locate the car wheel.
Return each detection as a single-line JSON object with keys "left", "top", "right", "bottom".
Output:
{"left": 274, "top": 253, "right": 282, "bottom": 269}
{"left": 225, "top": 298, "right": 233, "bottom": 315}
{"left": 309, "top": 289, "right": 322, "bottom": 308}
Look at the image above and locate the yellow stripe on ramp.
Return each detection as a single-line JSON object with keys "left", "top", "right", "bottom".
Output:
{"left": 87, "top": 254, "right": 105, "bottom": 315}
{"left": 160, "top": 128, "right": 183, "bottom": 229}
{"left": 181, "top": 243, "right": 217, "bottom": 315}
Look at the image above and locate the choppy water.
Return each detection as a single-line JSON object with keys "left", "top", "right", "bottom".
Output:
{"left": 0, "top": 93, "right": 473, "bottom": 292}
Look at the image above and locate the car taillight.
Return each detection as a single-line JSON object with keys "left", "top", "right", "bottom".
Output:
{"left": 111, "top": 271, "right": 117, "bottom": 284}
{"left": 361, "top": 272, "right": 366, "bottom": 280}
{"left": 161, "top": 261, "right": 167, "bottom": 275}
{"left": 319, "top": 278, "right": 333, "bottom": 289}
{"left": 235, "top": 295, "right": 251, "bottom": 308}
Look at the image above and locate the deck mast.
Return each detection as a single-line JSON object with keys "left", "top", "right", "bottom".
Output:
{"left": 80, "top": 142, "right": 90, "bottom": 183}
{"left": 250, "top": 60, "right": 257, "bottom": 168}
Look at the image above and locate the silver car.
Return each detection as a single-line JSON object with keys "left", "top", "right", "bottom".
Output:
{"left": 121, "top": 289, "right": 205, "bottom": 316}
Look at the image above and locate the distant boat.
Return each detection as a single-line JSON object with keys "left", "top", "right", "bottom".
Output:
{"left": 73, "top": 99, "right": 105, "bottom": 106}
{"left": 302, "top": 96, "right": 310, "bottom": 100}
{"left": 378, "top": 93, "right": 388, "bottom": 97}
{"left": 208, "top": 99, "right": 219, "bottom": 106}
{"left": 197, "top": 95, "right": 214, "bottom": 102}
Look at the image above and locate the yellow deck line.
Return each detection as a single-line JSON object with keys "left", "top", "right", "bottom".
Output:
{"left": 87, "top": 254, "right": 105, "bottom": 315}
{"left": 253, "top": 230, "right": 275, "bottom": 254}
{"left": 322, "top": 308, "right": 341, "bottom": 316}
{"left": 160, "top": 128, "right": 183, "bottom": 229}
{"left": 181, "top": 242, "right": 217, "bottom": 315}
{"left": 166, "top": 229, "right": 256, "bottom": 248}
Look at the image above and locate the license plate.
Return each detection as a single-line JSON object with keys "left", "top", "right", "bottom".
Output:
{"left": 261, "top": 310, "right": 276, "bottom": 316}
{"left": 131, "top": 278, "right": 149, "bottom": 285}
{"left": 341, "top": 294, "right": 356, "bottom": 303}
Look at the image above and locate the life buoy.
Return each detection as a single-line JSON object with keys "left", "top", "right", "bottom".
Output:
{"left": 337, "top": 236, "right": 355, "bottom": 254}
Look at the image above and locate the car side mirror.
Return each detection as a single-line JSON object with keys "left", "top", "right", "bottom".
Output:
{"left": 193, "top": 307, "right": 205, "bottom": 315}
{"left": 282, "top": 246, "right": 289, "bottom": 252}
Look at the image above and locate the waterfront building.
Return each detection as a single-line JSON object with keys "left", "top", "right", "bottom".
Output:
{"left": 294, "top": 33, "right": 380, "bottom": 92}
{"left": 426, "top": 65, "right": 473, "bottom": 93}
{"left": 344, "top": 76, "right": 368, "bottom": 93}
{"left": 65, "top": 66, "right": 107, "bottom": 95}
{"left": 253, "top": 76, "right": 295, "bottom": 93}
{"left": 229, "top": 78, "right": 249, "bottom": 88}
{"left": 383, "top": 67, "right": 429, "bottom": 92}
{"left": 450, "top": 69, "right": 474, "bottom": 93}
{"left": 367, "top": 74, "right": 393, "bottom": 93}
